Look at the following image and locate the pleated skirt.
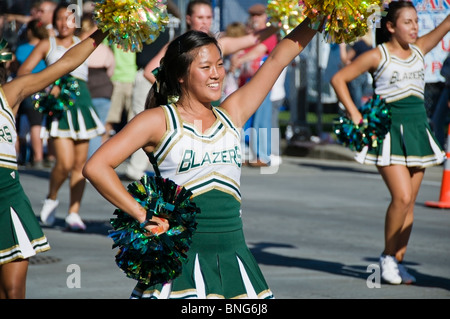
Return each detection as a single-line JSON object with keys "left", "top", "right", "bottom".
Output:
{"left": 130, "top": 229, "right": 274, "bottom": 299}
{"left": 0, "top": 168, "right": 50, "bottom": 265}
{"left": 41, "top": 80, "right": 105, "bottom": 140}
{"left": 130, "top": 190, "right": 273, "bottom": 299}
{"left": 355, "top": 96, "right": 446, "bottom": 168}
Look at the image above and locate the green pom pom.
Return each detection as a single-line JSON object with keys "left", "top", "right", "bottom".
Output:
{"left": 109, "top": 174, "right": 199, "bottom": 286}
{"left": 334, "top": 95, "right": 391, "bottom": 152}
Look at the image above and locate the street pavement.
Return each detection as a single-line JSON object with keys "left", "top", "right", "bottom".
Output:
{"left": 20, "top": 144, "right": 450, "bottom": 300}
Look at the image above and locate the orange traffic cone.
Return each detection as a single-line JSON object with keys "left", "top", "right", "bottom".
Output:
{"left": 426, "top": 124, "right": 450, "bottom": 208}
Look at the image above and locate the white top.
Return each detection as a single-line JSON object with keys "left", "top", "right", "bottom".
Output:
{"left": 46, "top": 36, "right": 88, "bottom": 81}
{"left": 152, "top": 104, "right": 242, "bottom": 201}
{"left": 0, "top": 87, "right": 17, "bottom": 170}
{"left": 373, "top": 43, "right": 425, "bottom": 103}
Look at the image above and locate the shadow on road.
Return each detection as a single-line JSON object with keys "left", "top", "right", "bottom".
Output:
{"left": 250, "top": 242, "right": 450, "bottom": 292}
{"left": 297, "top": 162, "right": 378, "bottom": 175}
{"left": 40, "top": 218, "right": 113, "bottom": 236}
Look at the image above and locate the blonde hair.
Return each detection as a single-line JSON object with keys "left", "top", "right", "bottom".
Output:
{"left": 225, "top": 22, "right": 247, "bottom": 38}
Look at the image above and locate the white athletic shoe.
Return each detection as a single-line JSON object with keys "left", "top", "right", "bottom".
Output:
{"left": 379, "top": 255, "right": 402, "bottom": 285}
{"left": 65, "top": 212, "right": 86, "bottom": 231}
{"left": 40, "top": 199, "right": 59, "bottom": 226}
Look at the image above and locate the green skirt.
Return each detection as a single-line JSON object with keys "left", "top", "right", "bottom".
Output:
{"left": 129, "top": 190, "right": 274, "bottom": 299}
{"left": 42, "top": 79, "right": 105, "bottom": 140}
{"left": 355, "top": 96, "right": 446, "bottom": 167}
{"left": 0, "top": 168, "right": 50, "bottom": 265}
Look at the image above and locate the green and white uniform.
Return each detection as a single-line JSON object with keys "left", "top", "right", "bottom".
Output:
{"left": 131, "top": 104, "right": 273, "bottom": 299}
{"left": 0, "top": 87, "right": 50, "bottom": 265}
{"left": 356, "top": 43, "right": 446, "bottom": 167}
{"left": 42, "top": 36, "right": 105, "bottom": 140}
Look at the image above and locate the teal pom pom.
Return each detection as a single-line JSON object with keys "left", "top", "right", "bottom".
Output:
{"left": 32, "top": 75, "right": 80, "bottom": 118}
{"left": 109, "top": 174, "right": 199, "bottom": 286}
{"left": 334, "top": 95, "right": 391, "bottom": 152}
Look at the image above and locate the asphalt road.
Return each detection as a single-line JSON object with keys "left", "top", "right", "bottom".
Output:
{"left": 19, "top": 148, "right": 450, "bottom": 300}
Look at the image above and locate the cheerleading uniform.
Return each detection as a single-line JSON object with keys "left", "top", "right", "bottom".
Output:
{"left": 0, "top": 87, "right": 50, "bottom": 265}
{"left": 130, "top": 104, "right": 274, "bottom": 299}
{"left": 42, "top": 36, "right": 105, "bottom": 140}
{"left": 355, "top": 43, "right": 445, "bottom": 167}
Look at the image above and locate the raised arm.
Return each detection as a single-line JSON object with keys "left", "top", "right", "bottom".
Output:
{"left": 4, "top": 29, "right": 107, "bottom": 113}
{"left": 222, "top": 18, "right": 317, "bottom": 127}
{"left": 415, "top": 14, "right": 450, "bottom": 55}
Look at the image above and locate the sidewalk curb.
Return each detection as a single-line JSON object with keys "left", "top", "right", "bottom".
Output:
{"left": 283, "top": 141, "right": 355, "bottom": 161}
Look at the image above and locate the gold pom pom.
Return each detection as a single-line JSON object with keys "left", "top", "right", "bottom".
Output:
{"left": 300, "top": 0, "right": 385, "bottom": 43}
{"left": 267, "top": 0, "right": 307, "bottom": 37}
{"left": 94, "top": 0, "right": 170, "bottom": 52}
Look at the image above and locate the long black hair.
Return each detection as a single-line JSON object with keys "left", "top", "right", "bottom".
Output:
{"left": 0, "top": 63, "right": 7, "bottom": 85}
{"left": 376, "top": 0, "right": 416, "bottom": 45}
{"left": 145, "top": 30, "right": 222, "bottom": 109}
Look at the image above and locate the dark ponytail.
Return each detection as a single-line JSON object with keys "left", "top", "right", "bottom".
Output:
{"left": 0, "top": 63, "right": 7, "bottom": 85}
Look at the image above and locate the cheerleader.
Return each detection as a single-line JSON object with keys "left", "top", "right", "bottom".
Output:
{"left": 0, "top": 29, "right": 106, "bottom": 298}
{"left": 331, "top": 1, "right": 450, "bottom": 284}
{"left": 83, "top": 18, "right": 318, "bottom": 298}
{"left": 18, "top": 2, "right": 105, "bottom": 231}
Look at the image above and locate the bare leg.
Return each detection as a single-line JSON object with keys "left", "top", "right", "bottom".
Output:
{"left": 68, "top": 140, "right": 89, "bottom": 214}
{"left": 377, "top": 165, "right": 424, "bottom": 262}
{"left": 396, "top": 167, "right": 424, "bottom": 262}
{"left": 30, "top": 125, "right": 44, "bottom": 163}
{"left": 0, "top": 259, "right": 29, "bottom": 299}
{"left": 47, "top": 137, "right": 75, "bottom": 200}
